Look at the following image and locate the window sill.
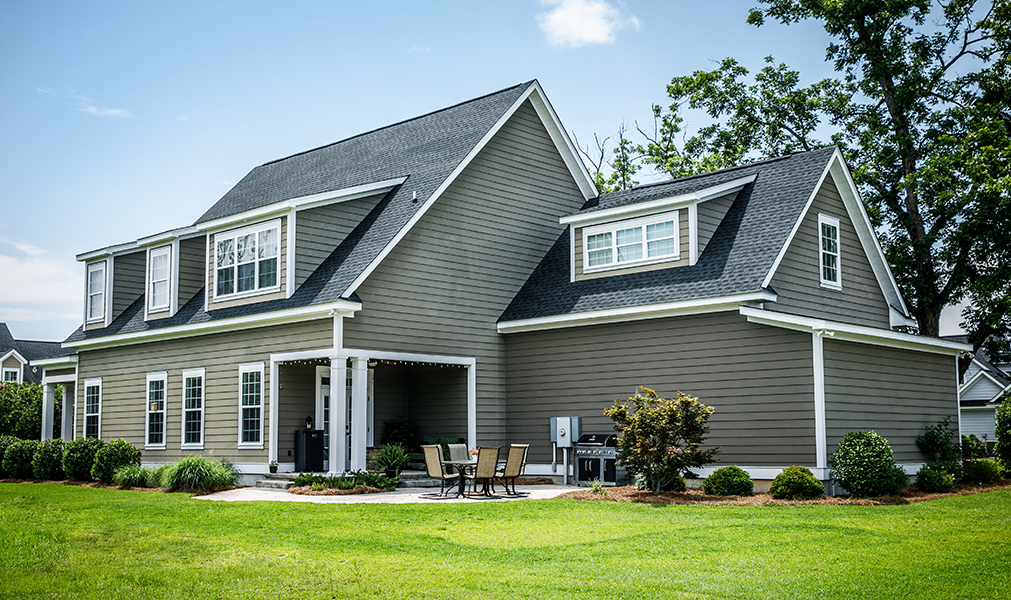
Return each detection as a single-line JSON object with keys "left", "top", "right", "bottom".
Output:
{"left": 148, "top": 306, "right": 170, "bottom": 314}
{"left": 145, "top": 444, "right": 166, "bottom": 451}
{"left": 583, "top": 254, "right": 682, "bottom": 275}
{"left": 820, "top": 281, "right": 842, "bottom": 291}
{"left": 237, "top": 443, "right": 264, "bottom": 450}
{"left": 180, "top": 443, "right": 204, "bottom": 450}
{"left": 211, "top": 286, "right": 281, "bottom": 304}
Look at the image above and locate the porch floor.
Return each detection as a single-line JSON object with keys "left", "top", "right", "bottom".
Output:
{"left": 197, "top": 484, "right": 579, "bottom": 504}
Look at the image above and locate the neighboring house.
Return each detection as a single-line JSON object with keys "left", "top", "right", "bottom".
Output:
{"left": 1, "top": 323, "right": 78, "bottom": 440}
{"left": 944, "top": 335, "right": 1008, "bottom": 441}
{"left": 44, "top": 81, "right": 969, "bottom": 482}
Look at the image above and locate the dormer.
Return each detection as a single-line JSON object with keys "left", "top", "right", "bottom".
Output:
{"left": 136, "top": 226, "right": 206, "bottom": 321}
{"left": 560, "top": 174, "right": 756, "bottom": 282}
{"left": 76, "top": 242, "right": 146, "bottom": 330}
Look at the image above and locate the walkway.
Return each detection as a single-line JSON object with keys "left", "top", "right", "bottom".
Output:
{"left": 196, "top": 484, "right": 579, "bottom": 504}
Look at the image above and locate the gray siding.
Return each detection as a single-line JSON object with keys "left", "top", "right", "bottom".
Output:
{"left": 960, "top": 408, "right": 997, "bottom": 439}
{"left": 697, "top": 192, "right": 736, "bottom": 257}
{"left": 961, "top": 375, "right": 1003, "bottom": 402}
{"left": 45, "top": 367, "right": 76, "bottom": 378}
{"left": 207, "top": 216, "right": 287, "bottom": 310}
{"left": 343, "top": 99, "right": 587, "bottom": 448}
{"left": 75, "top": 319, "right": 333, "bottom": 463}
{"left": 2, "top": 356, "right": 20, "bottom": 371}
{"left": 112, "top": 251, "right": 146, "bottom": 321}
{"left": 373, "top": 363, "right": 409, "bottom": 443}
{"left": 768, "top": 176, "right": 891, "bottom": 328}
{"left": 294, "top": 194, "right": 384, "bottom": 290}
{"left": 504, "top": 311, "right": 818, "bottom": 466}
{"left": 276, "top": 363, "right": 317, "bottom": 462}
{"left": 823, "top": 339, "right": 957, "bottom": 462}
{"left": 177, "top": 236, "right": 206, "bottom": 309}
{"left": 574, "top": 208, "right": 690, "bottom": 281}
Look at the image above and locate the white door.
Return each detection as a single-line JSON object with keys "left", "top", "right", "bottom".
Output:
{"left": 318, "top": 383, "right": 330, "bottom": 471}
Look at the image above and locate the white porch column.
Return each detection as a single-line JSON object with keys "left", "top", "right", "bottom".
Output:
{"left": 329, "top": 357, "right": 347, "bottom": 475}
{"left": 350, "top": 357, "right": 368, "bottom": 471}
{"left": 61, "top": 384, "right": 74, "bottom": 442}
{"left": 41, "top": 383, "right": 56, "bottom": 440}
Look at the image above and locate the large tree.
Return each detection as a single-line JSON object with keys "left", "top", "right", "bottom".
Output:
{"left": 610, "top": 0, "right": 1010, "bottom": 370}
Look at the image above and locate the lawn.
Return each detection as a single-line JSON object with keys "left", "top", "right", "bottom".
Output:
{"left": 1, "top": 484, "right": 1008, "bottom": 599}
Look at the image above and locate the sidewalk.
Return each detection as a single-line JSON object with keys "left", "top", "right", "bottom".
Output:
{"left": 196, "top": 484, "right": 579, "bottom": 504}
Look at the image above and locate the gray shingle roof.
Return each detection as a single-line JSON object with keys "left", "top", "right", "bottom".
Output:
{"left": 499, "top": 147, "right": 839, "bottom": 322}
{"left": 1, "top": 323, "right": 76, "bottom": 385}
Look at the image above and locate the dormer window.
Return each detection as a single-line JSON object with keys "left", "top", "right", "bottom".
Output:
{"left": 86, "top": 261, "right": 106, "bottom": 322}
{"left": 819, "top": 214, "right": 841, "bottom": 289}
{"left": 583, "top": 210, "right": 680, "bottom": 273}
{"left": 149, "top": 246, "right": 171, "bottom": 311}
{"left": 214, "top": 220, "right": 280, "bottom": 299}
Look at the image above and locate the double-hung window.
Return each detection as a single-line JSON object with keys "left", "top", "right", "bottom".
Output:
{"left": 149, "top": 246, "right": 171, "bottom": 311}
{"left": 238, "top": 363, "right": 263, "bottom": 448}
{"left": 84, "top": 379, "right": 102, "bottom": 438}
{"left": 215, "top": 220, "right": 279, "bottom": 299}
{"left": 3, "top": 368, "right": 20, "bottom": 383}
{"left": 86, "top": 262, "right": 106, "bottom": 322}
{"left": 146, "top": 372, "right": 167, "bottom": 449}
{"left": 583, "top": 210, "right": 680, "bottom": 272}
{"left": 818, "top": 214, "right": 841, "bottom": 289}
{"left": 181, "top": 369, "right": 205, "bottom": 449}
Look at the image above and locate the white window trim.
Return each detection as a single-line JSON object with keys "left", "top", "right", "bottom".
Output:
{"left": 212, "top": 219, "right": 281, "bottom": 303}
{"left": 181, "top": 368, "right": 205, "bottom": 450}
{"left": 147, "top": 245, "right": 172, "bottom": 313}
{"left": 818, "top": 214, "right": 842, "bottom": 290}
{"left": 582, "top": 209, "right": 681, "bottom": 274}
{"left": 237, "top": 362, "right": 264, "bottom": 449}
{"left": 2, "top": 368, "right": 21, "bottom": 384}
{"left": 86, "top": 261, "right": 107, "bottom": 323}
{"left": 84, "top": 378, "right": 102, "bottom": 439}
{"left": 145, "top": 372, "right": 167, "bottom": 450}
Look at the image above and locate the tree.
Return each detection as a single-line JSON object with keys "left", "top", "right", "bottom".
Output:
{"left": 604, "top": 386, "right": 719, "bottom": 494}
{"left": 0, "top": 382, "right": 61, "bottom": 440}
{"left": 575, "top": 122, "right": 641, "bottom": 193}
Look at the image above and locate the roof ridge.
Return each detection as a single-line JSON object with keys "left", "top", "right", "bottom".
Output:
{"left": 261, "top": 81, "right": 534, "bottom": 167}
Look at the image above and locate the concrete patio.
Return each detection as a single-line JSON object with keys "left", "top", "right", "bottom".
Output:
{"left": 196, "top": 484, "right": 580, "bottom": 504}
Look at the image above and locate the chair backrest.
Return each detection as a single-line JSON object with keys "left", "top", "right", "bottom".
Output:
{"left": 474, "top": 446, "right": 500, "bottom": 478}
{"left": 421, "top": 445, "right": 445, "bottom": 479}
{"left": 503, "top": 444, "right": 528, "bottom": 477}
{"left": 447, "top": 443, "right": 469, "bottom": 462}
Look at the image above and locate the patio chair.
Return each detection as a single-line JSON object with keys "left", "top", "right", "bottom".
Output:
{"left": 447, "top": 443, "right": 469, "bottom": 462}
{"left": 422, "top": 444, "right": 459, "bottom": 497}
{"left": 464, "top": 446, "right": 500, "bottom": 497}
{"left": 493, "top": 444, "right": 529, "bottom": 495}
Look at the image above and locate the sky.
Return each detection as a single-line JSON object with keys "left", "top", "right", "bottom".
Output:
{"left": 0, "top": 0, "right": 965, "bottom": 341}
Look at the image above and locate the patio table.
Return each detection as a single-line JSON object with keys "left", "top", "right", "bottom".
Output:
{"left": 442, "top": 459, "right": 475, "bottom": 497}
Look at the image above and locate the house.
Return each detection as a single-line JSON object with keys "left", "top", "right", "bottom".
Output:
{"left": 43, "top": 80, "right": 969, "bottom": 483}
{"left": 945, "top": 335, "right": 1008, "bottom": 442}
{"left": 1, "top": 322, "right": 78, "bottom": 440}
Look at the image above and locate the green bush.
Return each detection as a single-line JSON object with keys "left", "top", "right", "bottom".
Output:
{"left": 928, "top": 459, "right": 963, "bottom": 483}
{"left": 634, "top": 469, "right": 687, "bottom": 493}
{"left": 32, "top": 439, "right": 64, "bottom": 480}
{"left": 702, "top": 465, "right": 754, "bottom": 496}
{"left": 113, "top": 465, "right": 154, "bottom": 488}
{"left": 374, "top": 443, "right": 409, "bottom": 472}
{"left": 292, "top": 469, "right": 398, "bottom": 491}
{"left": 91, "top": 439, "right": 141, "bottom": 483}
{"left": 996, "top": 403, "right": 1011, "bottom": 472}
{"left": 148, "top": 464, "right": 170, "bottom": 487}
{"left": 916, "top": 417, "right": 960, "bottom": 462}
{"left": 159, "top": 456, "right": 239, "bottom": 491}
{"left": 0, "top": 435, "right": 19, "bottom": 478}
{"left": 62, "top": 437, "right": 104, "bottom": 480}
{"left": 916, "top": 464, "right": 955, "bottom": 493}
{"left": 769, "top": 466, "right": 825, "bottom": 500}
{"left": 0, "top": 382, "right": 42, "bottom": 440}
{"left": 3, "top": 439, "right": 39, "bottom": 479}
{"left": 962, "top": 434, "right": 989, "bottom": 460}
{"left": 961, "top": 458, "right": 1003, "bottom": 484}
{"left": 829, "top": 431, "right": 909, "bottom": 497}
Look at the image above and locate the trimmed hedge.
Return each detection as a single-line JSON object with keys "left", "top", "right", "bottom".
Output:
{"left": 63, "top": 437, "right": 104, "bottom": 480}
{"left": 769, "top": 466, "right": 824, "bottom": 500}
{"left": 91, "top": 439, "right": 141, "bottom": 483}
{"left": 0, "top": 435, "right": 19, "bottom": 478}
{"left": 3, "top": 439, "right": 39, "bottom": 479}
{"left": 961, "top": 458, "right": 1002, "bottom": 485}
{"left": 829, "top": 431, "right": 908, "bottom": 497}
{"left": 32, "top": 439, "right": 65, "bottom": 480}
{"left": 702, "top": 465, "right": 754, "bottom": 496}
{"left": 916, "top": 463, "right": 955, "bottom": 493}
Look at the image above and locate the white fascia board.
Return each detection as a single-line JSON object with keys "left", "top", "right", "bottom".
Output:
{"left": 559, "top": 174, "right": 756, "bottom": 228}
{"left": 76, "top": 241, "right": 140, "bottom": 262}
{"left": 137, "top": 226, "right": 201, "bottom": 247}
{"left": 33, "top": 355, "right": 78, "bottom": 368}
{"left": 64, "top": 300, "right": 361, "bottom": 351}
{"left": 338, "top": 348, "right": 475, "bottom": 367}
{"left": 0, "top": 349, "right": 27, "bottom": 366}
{"left": 961, "top": 404, "right": 1000, "bottom": 411}
{"left": 196, "top": 177, "right": 407, "bottom": 233}
{"left": 527, "top": 81, "right": 598, "bottom": 200}
{"left": 497, "top": 292, "right": 776, "bottom": 334}
{"left": 740, "top": 306, "right": 971, "bottom": 356}
{"left": 889, "top": 305, "right": 918, "bottom": 328}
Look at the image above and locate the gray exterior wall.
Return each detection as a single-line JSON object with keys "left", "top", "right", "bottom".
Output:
{"left": 696, "top": 192, "right": 737, "bottom": 257}
{"left": 961, "top": 375, "right": 1003, "bottom": 403}
{"left": 177, "top": 236, "right": 206, "bottom": 309}
{"left": 768, "top": 176, "right": 890, "bottom": 328}
{"left": 960, "top": 408, "right": 997, "bottom": 439}
{"left": 823, "top": 339, "right": 957, "bottom": 463}
{"left": 276, "top": 363, "right": 317, "bottom": 462}
{"left": 503, "top": 311, "right": 818, "bottom": 466}
{"left": 293, "top": 194, "right": 384, "bottom": 290}
{"left": 75, "top": 318, "right": 333, "bottom": 463}
{"left": 373, "top": 363, "right": 409, "bottom": 443}
{"left": 574, "top": 208, "right": 690, "bottom": 281}
{"left": 112, "top": 251, "right": 146, "bottom": 322}
{"left": 343, "top": 99, "right": 587, "bottom": 448}
{"left": 207, "top": 216, "right": 287, "bottom": 311}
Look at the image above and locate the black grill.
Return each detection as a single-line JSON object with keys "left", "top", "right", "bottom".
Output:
{"left": 573, "top": 433, "right": 625, "bottom": 486}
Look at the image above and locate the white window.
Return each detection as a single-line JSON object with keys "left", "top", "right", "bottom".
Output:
{"left": 149, "top": 246, "right": 171, "bottom": 311}
{"left": 214, "top": 220, "right": 280, "bottom": 300}
{"left": 86, "top": 262, "right": 106, "bottom": 322}
{"left": 2, "top": 368, "right": 20, "bottom": 383}
{"left": 818, "top": 214, "right": 841, "bottom": 289}
{"left": 238, "top": 363, "right": 263, "bottom": 448}
{"left": 583, "top": 210, "right": 680, "bottom": 272}
{"left": 146, "top": 372, "right": 167, "bottom": 449}
{"left": 181, "top": 368, "right": 205, "bottom": 449}
{"left": 84, "top": 379, "right": 102, "bottom": 439}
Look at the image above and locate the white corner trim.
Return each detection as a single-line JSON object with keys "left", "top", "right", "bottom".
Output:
{"left": 526, "top": 81, "right": 598, "bottom": 200}
{"left": 812, "top": 331, "right": 827, "bottom": 469}
{"left": 497, "top": 292, "right": 777, "bottom": 334}
{"left": 688, "top": 202, "right": 699, "bottom": 266}
{"left": 569, "top": 224, "right": 576, "bottom": 283}
{"left": 740, "top": 306, "right": 971, "bottom": 355}
{"left": 286, "top": 208, "right": 296, "bottom": 298}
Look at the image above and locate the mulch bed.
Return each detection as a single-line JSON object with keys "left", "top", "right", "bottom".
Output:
{"left": 560, "top": 480, "right": 1011, "bottom": 506}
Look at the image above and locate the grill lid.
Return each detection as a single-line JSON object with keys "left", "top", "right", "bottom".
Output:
{"left": 574, "top": 433, "right": 617, "bottom": 447}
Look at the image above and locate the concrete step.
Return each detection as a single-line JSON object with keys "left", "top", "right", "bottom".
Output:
{"left": 255, "top": 478, "right": 293, "bottom": 490}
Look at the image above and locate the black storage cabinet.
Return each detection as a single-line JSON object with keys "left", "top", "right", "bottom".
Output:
{"left": 295, "top": 429, "right": 324, "bottom": 472}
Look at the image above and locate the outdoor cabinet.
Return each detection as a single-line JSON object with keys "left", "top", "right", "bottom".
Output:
{"left": 295, "top": 429, "right": 324, "bottom": 472}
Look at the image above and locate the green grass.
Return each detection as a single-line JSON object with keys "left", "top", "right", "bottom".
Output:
{"left": 1, "top": 484, "right": 1009, "bottom": 599}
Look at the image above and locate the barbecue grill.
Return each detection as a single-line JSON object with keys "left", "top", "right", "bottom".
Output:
{"left": 573, "top": 433, "right": 627, "bottom": 486}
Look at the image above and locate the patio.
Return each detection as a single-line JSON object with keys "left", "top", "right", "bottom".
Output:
{"left": 196, "top": 484, "right": 578, "bottom": 504}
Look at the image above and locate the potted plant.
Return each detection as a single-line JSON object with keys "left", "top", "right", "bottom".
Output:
{"left": 268, "top": 460, "right": 278, "bottom": 474}
{"left": 375, "top": 443, "right": 409, "bottom": 478}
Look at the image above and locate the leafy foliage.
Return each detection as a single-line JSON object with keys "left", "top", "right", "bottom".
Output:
{"left": 113, "top": 465, "right": 154, "bottom": 488}
{"left": 702, "top": 466, "right": 754, "bottom": 496}
{"left": 996, "top": 402, "right": 1011, "bottom": 471}
{"left": 32, "top": 439, "right": 64, "bottom": 480}
{"left": 159, "top": 456, "right": 239, "bottom": 491}
{"left": 374, "top": 443, "right": 409, "bottom": 472}
{"left": 916, "top": 417, "right": 961, "bottom": 462}
{"left": 829, "top": 431, "right": 908, "bottom": 497}
{"left": 380, "top": 418, "right": 413, "bottom": 447}
{"left": 962, "top": 434, "right": 989, "bottom": 460}
{"left": 0, "top": 435, "right": 18, "bottom": 478}
{"left": 2, "top": 439, "right": 39, "bottom": 479}
{"left": 90, "top": 439, "right": 141, "bottom": 484}
{"left": 769, "top": 466, "right": 825, "bottom": 500}
{"left": 929, "top": 459, "right": 964, "bottom": 483}
{"left": 961, "top": 458, "right": 1003, "bottom": 485}
{"left": 62, "top": 437, "right": 103, "bottom": 481}
{"left": 0, "top": 382, "right": 42, "bottom": 440}
{"left": 292, "top": 470, "right": 398, "bottom": 491}
{"left": 916, "top": 464, "right": 956, "bottom": 493}
{"left": 605, "top": 386, "right": 719, "bottom": 495}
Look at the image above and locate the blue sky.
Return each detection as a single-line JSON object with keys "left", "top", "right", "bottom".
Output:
{"left": 0, "top": 0, "right": 963, "bottom": 341}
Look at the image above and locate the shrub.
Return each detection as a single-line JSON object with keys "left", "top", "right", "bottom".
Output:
{"left": 159, "top": 456, "right": 239, "bottom": 491}
{"left": 962, "top": 434, "right": 989, "bottom": 460}
{"left": 381, "top": 418, "right": 413, "bottom": 447}
{"left": 635, "top": 469, "right": 687, "bottom": 493}
{"left": 292, "top": 469, "right": 398, "bottom": 491}
{"left": 829, "top": 431, "right": 909, "bottom": 497}
{"left": 374, "top": 443, "right": 409, "bottom": 472}
{"left": 32, "top": 439, "right": 64, "bottom": 480}
{"left": 916, "top": 417, "right": 960, "bottom": 462}
{"left": 702, "top": 465, "right": 754, "bottom": 496}
{"left": 148, "top": 464, "right": 170, "bottom": 487}
{"left": 916, "top": 464, "right": 955, "bottom": 493}
{"left": 605, "top": 386, "right": 719, "bottom": 495}
{"left": 91, "top": 439, "right": 141, "bottom": 483}
{"left": 0, "top": 382, "right": 43, "bottom": 439}
{"left": 113, "top": 465, "right": 154, "bottom": 488}
{"left": 0, "top": 435, "right": 19, "bottom": 478}
{"left": 996, "top": 402, "right": 1011, "bottom": 472}
{"left": 62, "top": 437, "right": 104, "bottom": 480}
{"left": 769, "top": 466, "right": 825, "bottom": 500}
{"left": 961, "top": 458, "right": 1003, "bottom": 484}
{"left": 929, "top": 459, "right": 963, "bottom": 483}
{"left": 3, "top": 439, "right": 39, "bottom": 479}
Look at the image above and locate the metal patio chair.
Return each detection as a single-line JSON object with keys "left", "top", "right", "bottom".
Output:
{"left": 447, "top": 443, "right": 469, "bottom": 462}
{"left": 422, "top": 444, "right": 459, "bottom": 497}
{"left": 493, "top": 444, "right": 529, "bottom": 495}
{"left": 464, "top": 446, "right": 500, "bottom": 497}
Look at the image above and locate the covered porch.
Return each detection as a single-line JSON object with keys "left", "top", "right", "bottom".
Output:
{"left": 36, "top": 356, "right": 78, "bottom": 441}
{"left": 269, "top": 348, "right": 475, "bottom": 474}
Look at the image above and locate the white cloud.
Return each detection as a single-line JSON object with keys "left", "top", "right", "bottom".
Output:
{"left": 0, "top": 241, "right": 82, "bottom": 340}
{"left": 0, "top": 236, "right": 47, "bottom": 257}
{"left": 939, "top": 300, "right": 968, "bottom": 337}
{"left": 76, "top": 106, "right": 133, "bottom": 118}
{"left": 36, "top": 86, "right": 132, "bottom": 117}
{"left": 537, "top": 0, "right": 640, "bottom": 48}
{"left": 407, "top": 46, "right": 431, "bottom": 54}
